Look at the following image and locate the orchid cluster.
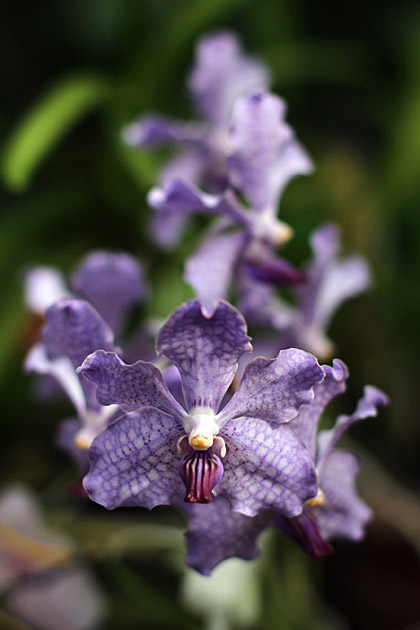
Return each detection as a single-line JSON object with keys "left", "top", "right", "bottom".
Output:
{"left": 5, "top": 28, "right": 389, "bottom": 630}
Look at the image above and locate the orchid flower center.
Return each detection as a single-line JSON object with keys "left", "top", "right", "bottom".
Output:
{"left": 252, "top": 211, "right": 292, "bottom": 246}
{"left": 184, "top": 409, "right": 220, "bottom": 451}
{"left": 74, "top": 405, "right": 119, "bottom": 450}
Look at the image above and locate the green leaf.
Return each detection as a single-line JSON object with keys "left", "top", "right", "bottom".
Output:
{"left": 2, "top": 74, "right": 110, "bottom": 191}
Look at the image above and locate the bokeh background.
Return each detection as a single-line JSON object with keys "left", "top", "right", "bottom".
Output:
{"left": 1, "top": 0, "right": 420, "bottom": 628}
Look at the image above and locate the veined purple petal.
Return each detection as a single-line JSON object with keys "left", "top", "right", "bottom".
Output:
{"left": 78, "top": 350, "right": 187, "bottom": 420}
{"left": 183, "top": 497, "right": 272, "bottom": 576}
{"left": 216, "top": 418, "right": 317, "bottom": 517}
{"left": 123, "top": 115, "right": 205, "bottom": 147}
{"left": 84, "top": 408, "right": 184, "bottom": 509}
{"left": 275, "top": 508, "right": 333, "bottom": 558}
{"left": 227, "top": 92, "right": 311, "bottom": 212}
{"left": 185, "top": 229, "right": 247, "bottom": 316}
{"left": 314, "top": 450, "right": 372, "bottom": 541}
{"left": 290, "top": 359, "right": 349, "bottom": 459}
{"left": 70, "top": 251, "right": 147, "bottom": 335}
{"left": 44, "top": 300, "right": 115, "bottom": 370}
{"left": 156, "top": 300, "right": 252, "bottom": 412}
{"left": 188, "top": 31, "right": 269, "bottom": 126}
{"left": 218, "top": 348, "right": 324, "bottom": 425}
{"left": 317, "top": 385, "right": 389, "bottom": 467}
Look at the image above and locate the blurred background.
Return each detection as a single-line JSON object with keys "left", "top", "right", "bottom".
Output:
{"left": 1, "top": 0, "right": 420, "bottom": 628}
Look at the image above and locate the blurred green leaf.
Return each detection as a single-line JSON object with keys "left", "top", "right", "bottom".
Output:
{"left": 2, "top": 75, "right": 111, "bottom": 191}
{"left": 386, "top": 87, "right": 420, "bottom": 201}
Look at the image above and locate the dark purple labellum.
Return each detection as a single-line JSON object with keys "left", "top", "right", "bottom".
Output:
{"left": 241, "top": 258, "right": 307, "bottom": 288}
{"left": 179, "top": 449, "right": 224, "bottom": 503}
{"left": 275, "top": 508, "right": 334, "bottom": 558}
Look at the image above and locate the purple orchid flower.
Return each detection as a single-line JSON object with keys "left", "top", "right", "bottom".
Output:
{"left": 79, "top": 299, "right": 324, "bottom": 517}
{"left": 239, "top": 223, "right": 372, "bottom": 359}
{"left": 25, "top": 299, "right": 120, "bottom": 477}
{"left": 182, "top": 360, "right": 388, "bottom": 575}
{"left": 24, "top": 251, "right": 147, "bottom": 466}
{"left": 123, "top": 31, "right": 270, "bottom": 248}
{"left": 149, "top": 91, "right": 312, "bottom": 315}
{"left": 0, "top": 484, "right": 106, "bottom": 630}
{"left": 24, "top": 249, "right": 147, "bottom": 338}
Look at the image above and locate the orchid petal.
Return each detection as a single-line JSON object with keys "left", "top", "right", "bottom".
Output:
{"left": 216, "top": 418, "right": 317, "bottom": 517}
{"left": 188, "top": 31, "right": 269, "bottom": 126}
{"left": 70, "top": 251, "right": 147, "bottom": 335}
{"left": 156, "top": 300, "right": 252, "bottom": 412}
{"left": 84, "top": 408, "right": 184, "bottom": 510}
{"left": 290, "top": 359, "right": 349, "bottom": 459}
{"left": 78, "top": 350, "right": 187, "bottom": 420}
{"left": 315, "top": 450, "right": 372, "bottom": 541}
{"left": 185, "top": 229, "right": 247, "bottom": 316}
{"left": 43, "top": 299, "right": 115, "bottom": 370}
{"left": 317, "top": 385, "right": 389, "bottom": 467}
{"left": 183, "top": 497, "right": 271, "bottom": 576}
{"left": 218, "top": 348, "right": 324, "bottom": 425}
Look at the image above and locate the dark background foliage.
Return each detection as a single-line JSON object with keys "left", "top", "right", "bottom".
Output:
{"left": 1, "top": 1, "right": 420, "bottom": 628}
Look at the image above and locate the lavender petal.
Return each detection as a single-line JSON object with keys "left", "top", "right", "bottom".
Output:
{"left": 78, "top": 350, "right": 187, "bottom": 419}
{"left": 227, "top": 92, "right": 311, "bottom": 212}
{"left": 70, "top": 250, "right": 147, "bottom": 335}
{"left": 217, "top": 418, "right": 317, "bottom": 517}
{"left": 151, "top": 149, "right": 207, "bottom": 249}
{"left": 44, "top": 299, "right": 115, "bottom": 370}
{"left": 156, "top": 300, "right": 252, "bottom": 412}
{"left": 84, "top": 408, "right": 184, "bottom": 509}
{"left": 299, "top": 224, "right": 372, "bottom": 334}
{"left": 218, "top": 348, "right": 324, "bottom": 425}
{"left": 315, "top": 450, "right": 372, "bottom": 541}
{"left": 123, "top": 115, "right": 205, "bottom": 147}
{"left": 183, "top": 497, "right": 271, "bottom": 576}
{"left": 310, "top": 255, "right": 372, "bottom": 333}
{"left": 185, "top": 229, "right": 247, "bottom": 316}
{"left": 317, "top": 385, "right": 389, "bottom": 466}
{"left": 188, "top": 31, "right": 269, "bottom": 126}
{"left": 290, "top": 359, "right": 349, "bottom": 459}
